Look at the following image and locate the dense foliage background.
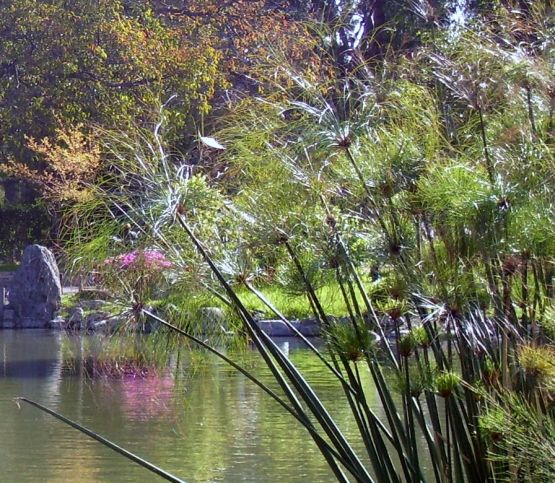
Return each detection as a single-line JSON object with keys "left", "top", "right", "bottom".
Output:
{"left": 2, "top": 2, "right": 555, "bottom": 481}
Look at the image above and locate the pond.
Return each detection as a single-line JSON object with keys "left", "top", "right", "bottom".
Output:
{"left": 0, "top": 330, "right": 429, "bottom": 482}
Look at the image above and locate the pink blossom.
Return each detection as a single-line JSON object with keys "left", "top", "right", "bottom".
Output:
{"left": 104, "top": 249, "right": 172, "bottom": 271}
{"left": 120, "top": 373, "right": 175, "bottom": 421}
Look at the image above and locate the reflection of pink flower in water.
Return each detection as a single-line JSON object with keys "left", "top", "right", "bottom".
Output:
{"left": 104, "top": 249, "right": 173, "bottom": 271}
{"left": 120, "top": 373, "right": 175, "bottom": 422}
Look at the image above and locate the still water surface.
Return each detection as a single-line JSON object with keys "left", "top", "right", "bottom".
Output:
{"left": 0, "top": 330, "right": 416, "bottom": 482}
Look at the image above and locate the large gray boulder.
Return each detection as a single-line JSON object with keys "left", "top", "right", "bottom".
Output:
{"left": 9, "top": 245, "right": 62, "bottom": 328}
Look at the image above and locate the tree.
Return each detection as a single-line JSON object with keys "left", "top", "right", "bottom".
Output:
{"left": 0, "top": 0, "right": 222, "bottom": 162}
{"left": 2, "top": 123, "right": 101, "bottom": 205}
{"left": 150, "top": 0, "right": 319, "bottom": 91}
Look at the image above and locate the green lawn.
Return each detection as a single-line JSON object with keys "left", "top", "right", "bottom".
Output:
{"left": 228, "top": 282, "right": 367, "bottom": 320}
{"left": 0, "top": 263, "right": 18, "bottom": 272}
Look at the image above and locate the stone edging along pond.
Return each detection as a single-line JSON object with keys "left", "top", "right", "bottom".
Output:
{"left": 59, "top": 300, "right": 323, "bottom": 337}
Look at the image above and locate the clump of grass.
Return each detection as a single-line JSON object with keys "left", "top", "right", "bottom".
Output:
{"left": 479, "top": 395, "right": 555, "bottom": 482}
{"left": 518, "top": 345, "right": 555, "bottom": 380}
{"left": 435, "top": 371, "right": 460, "bottom": 398}
{"left": 325, "top": 321, "right": 376, "bottom": 362}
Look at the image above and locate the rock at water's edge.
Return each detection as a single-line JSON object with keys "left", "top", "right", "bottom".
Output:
{"left": 8, "top": 245, "right": 62, "bottom": 328}
{"left": 68, "top": 307, "right": 85, "bottom": 330}
{"left": 256, "top": 319, "right": 321, "bottom": 337}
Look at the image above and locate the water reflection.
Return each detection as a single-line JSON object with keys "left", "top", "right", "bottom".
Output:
{"left": 0, "top": 330, "right": 416, "bottom": 482}
{"left": 109, "top": 374, "right": 176, "bottom": 422}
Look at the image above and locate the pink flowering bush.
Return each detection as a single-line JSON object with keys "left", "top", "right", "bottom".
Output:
{"left": 102, "top": 249, "right": 173, "bottom": 304}
{"left": 104, "top": 249, "right": 173, "bottom": 271}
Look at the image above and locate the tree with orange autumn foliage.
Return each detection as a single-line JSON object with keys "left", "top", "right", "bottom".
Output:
{"left": 2, "top": 124, "right": 101, "bottom": 206}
